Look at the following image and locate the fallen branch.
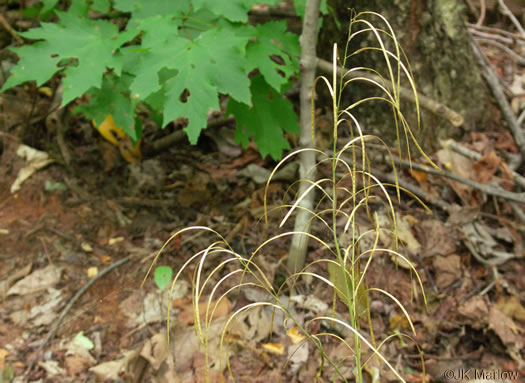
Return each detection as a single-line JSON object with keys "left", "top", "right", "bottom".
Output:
{"left": 142, "top": 116, "right": 234, "bottom": 157}
{"left": 45, "top": 85, "right": 71, "bottom": 166}
{"left": 470, "top": 40, "right": 525, "bottom": 163}
{"left": 469, "top": 28, "right": 514, "bottom": 44}
{"left": 118, "top": 197, "right": 176, "bottom": 208}
{"left": 317, "top": 58, "right": 464, "bottom": 128}
{"left": 445, "top": 140, "right": 525, "bottom": 189}
{"left": 392, "top": 155, "right": 525, "bottom": 204}
{"left": 41, "top": 256, "right": 131, "bottom": 348}
{"left": 374, "top": 169, "right": 451, "bottom": 212}
{"left": 477, "top": 0, "right": 487, "bottom": 26}
{"left": 474, "top": 37, "right": 525, "bottom": 65}
{"left": 0, "top": 12, "right": 23, "bottom": 45}
{"left": 467, "top": 22, "right": 525, "bottom": 42}
{"left": 498, "top": 0, "right": 525, "bottom": 37}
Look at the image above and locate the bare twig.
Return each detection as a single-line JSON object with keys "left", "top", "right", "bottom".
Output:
{"left": 143, "top": 116, "right": 234, "bottom": 157}
{"left": 287, "top": 0, "right": 320, "bottom": 272}
{"left": 317, "top": 59, "right": 465, "bottom": 128}
{"left": 463, "top": 267, "right": 498, "bottom": 299}
{"left": 0, "top": 12, "right": 23, "bottom": 45}
{"left": 463, "top": 238, "right": 515, "bottom": 265}
{"left": 374, "top": 169, "right": 451, "bottom": 211}
{"left": 476, "top": 0, "right": 487, "bottom": 26}
{"left": 392, "top": 156, "right": 525, "bottom": 204}
{"left": 46, "top": 85, "right": 71, "bottom": 166}
{"left": 510, "top": 202, "right": 525, "bottom": 224}
{"left": 41, "top": 256, "right": 131, "bottom": 348}
{"left": 517, "top": 109, "right": 525, "bottom": 125}
{"left": 467, "top": 23, "right": 525, "bottom": 42}
{"left": 118, "top": 197, "right": 176, "bottom": 208}
{"left": 446, "top": 140, "right": 525, "bottom": 189}
{"left": 469, "top": 28, "right": 514, "bottom": 44}
{"left": 497, "top": 0, "right": 525, "bottom": 37}
{"left": 475, "top": 37, "right": 525, "bottom": 65}
{"left": 470, "top": 41, "right": 525, "bottom": 162}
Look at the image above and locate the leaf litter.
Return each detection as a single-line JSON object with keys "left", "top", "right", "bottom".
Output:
{"left": 1, "top": 24, "right": 525, "bottom": 383}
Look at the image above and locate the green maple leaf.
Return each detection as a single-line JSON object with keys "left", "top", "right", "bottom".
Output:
{"left": 193, "top": 0, "right": 281, "bottom": 22}
{"left": 128, "top": 21, "right": 251, "bottom": 143}
{"left": 75, "top": 74, "right": 138, "bottom": 140}
{"left": 40, "top": 0, "right": 59, "bottom": 14}
{"left": 227, "top": 74, "right": 299, "bottom": 160}
{"left": 91, "top": 0, "right": 111, "bottom": 13}
{"left": 1, "top": 10, "right": 136, "bottom": 105}
{"left": 113, "top": 0, "right": 190, "bottom": 20}
{"left": 245, "top": 21, "right": 300, "bottom": 92}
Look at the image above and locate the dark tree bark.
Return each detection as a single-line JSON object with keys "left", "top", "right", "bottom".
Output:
{"left": 318, "top": 0, "right": 498, "bottom": 152}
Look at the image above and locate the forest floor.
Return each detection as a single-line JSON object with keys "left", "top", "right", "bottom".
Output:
{"left": 0, "top": 106, "right": 524, "bottom": 383}
{"left": 1, "top": 5, "right": 525, "bottom": 380}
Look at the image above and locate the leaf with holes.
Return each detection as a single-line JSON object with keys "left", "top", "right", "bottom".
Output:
{"left": 127, "top": 21, "right": 252, "bottom": 143}
{"left": 244, "top": 21, "right": 300, "bottom": 92}
{"left": 2, "top": 1, "right": 303, "bottom": 160}
{"left": 227, "top": 74, "right": 299, "bottom": 160}
{"left": 75, "top": 74, "right": 139, "bottom": 141}
{"left": 1, "top": 10, "right": 137, "bottom": 105}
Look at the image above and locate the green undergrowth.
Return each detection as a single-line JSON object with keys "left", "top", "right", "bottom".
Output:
{"left": 1, "top": 0, "right": 330, "bottom": 160}
{"left": 145, "top": 11, "right": 436, "bottom": 383}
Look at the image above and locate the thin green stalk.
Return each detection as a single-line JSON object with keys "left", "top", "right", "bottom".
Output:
{"left": 330, "top": 43, "right": 363, "bottom": 383}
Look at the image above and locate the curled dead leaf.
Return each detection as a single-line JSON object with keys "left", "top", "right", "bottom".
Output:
{"left": 286, "top": 327, "right": 306, "bottom": 345}
{"left": 261, "top": 343, "right": 285, "bottom": 355}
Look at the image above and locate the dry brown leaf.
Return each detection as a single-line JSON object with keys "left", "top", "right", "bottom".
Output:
{"left": 494, "top": 130, "right": 518, "bottom": 152}
{"left": 7, "top": 264, "right": 61, "bottom": 296}
{"left": 389, "top": 313, "right": 410, "bottom": 330}
{"left": 495, "top": 296, "right": 525, "bottom": 323}
{"left": 437, "top": 142, "right": 477, "bottom": 202}
{"left": 432, "top": 255, "right": 461, "bottom": 289}
{"left": 489, "top": 307, "right": 524, "bottom": 349}
{"left": 140, "top": 333, "right": 169, "bottom": 371}
{"left": 175, "top": 296, "right": 232, "bottom": 326}
{"left": 89, "top": 350, "right": 140, "bottom": 381}
{"left": 171, "top": 318, "right": 229, "bottom": 377}
{"left": 0, "top": 262, "right": 32, "bottom": 298}
{"left": 64, "top": 341, "right": 96, "bottom": 376}
{"left": 408, "top": 168, "right": 427, "bottom": 184}
{"left": 419, "top": 220, "right": 456, "bottom": 257}
{"left": 65, "top": 354, "right": 93, "bottom": 376}
{"left": 457, "top": 296, "right": 489, "bottom": 329}
{"left": 474, "top": 151, "right": 501, "bottom": 184}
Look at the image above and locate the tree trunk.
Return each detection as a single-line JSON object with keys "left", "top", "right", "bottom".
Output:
{"left": 287, "top": 0, "right": 321, "bottom": 273}
{"left": 318, "top": 0, "right": 498, "bottom": 151}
